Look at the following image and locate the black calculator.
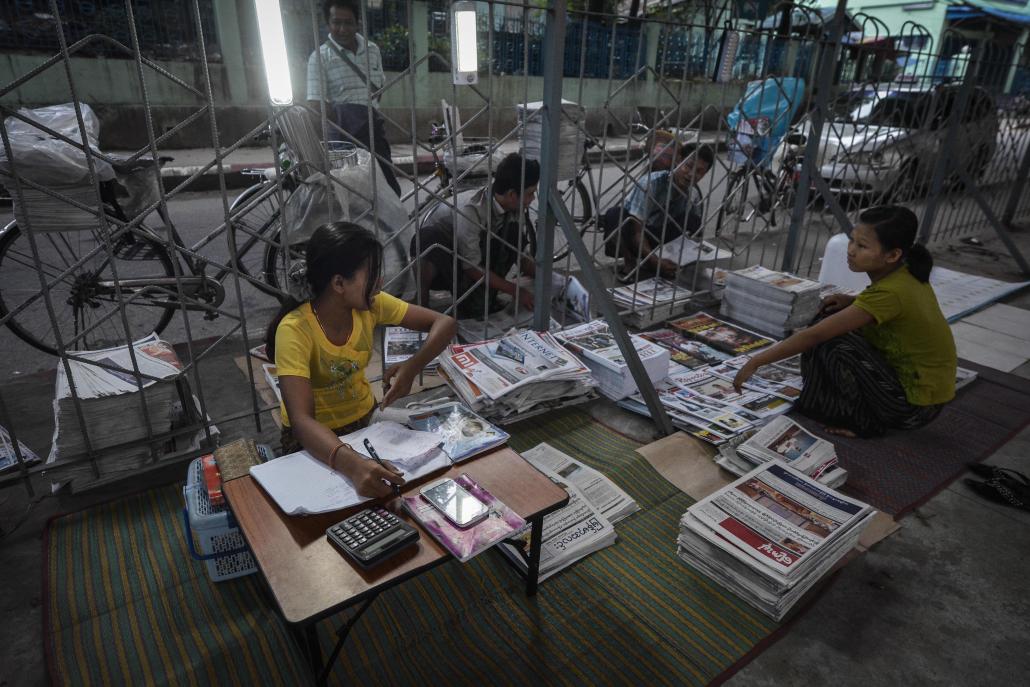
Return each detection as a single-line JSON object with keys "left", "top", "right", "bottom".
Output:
{"left": 326, "top": 507, "right": 420, "bottom": 568}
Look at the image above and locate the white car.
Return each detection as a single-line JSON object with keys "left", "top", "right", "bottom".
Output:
{"left": 809, "top": 84, "right": 998, "bottom": 201}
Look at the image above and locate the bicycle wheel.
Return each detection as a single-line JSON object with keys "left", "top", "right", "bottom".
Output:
{"left": 527, "top": 178, "right": 593, "bottom": 264}
{"left": 0, "top": 222, "right": 176, "bottom": 355}
{"left": 716, "top": 169, "right": 749, "bottom": 238}
{"left": 262, "top": 235, "right": 307, "bottom": 298}
{"left": 228, "top": 181, "right": 283, "bottom": 298}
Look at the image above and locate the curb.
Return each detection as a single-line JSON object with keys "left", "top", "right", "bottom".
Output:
{"left": 157, "top": 138, "right": 725, "bottom": 192}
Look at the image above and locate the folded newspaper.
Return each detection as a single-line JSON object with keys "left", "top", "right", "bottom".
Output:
{"left": 497, "top": 443, "right": 638, "bottom": 582}
{"left": 677, "top": 461, "right": 875, "bottom": 620}
{"left": 436, "top": 329, "right": 595, "bottom": 421}
{"left": 1, "top": 423, "right": 41, "bottom": 473}
{"left": 384, "top": 326, "right": 438, "bottom": 372}
{"left": 715, "top": 416, "right": 847, "bottom": 489}
{"left": 555, "top": 319, "right": 670, "bottom": 400}
{"left": 46, "top": 334, "right": 189, "bottom": 491}
{"left": 609, "top": 278, "right": 692, "bottom": 312}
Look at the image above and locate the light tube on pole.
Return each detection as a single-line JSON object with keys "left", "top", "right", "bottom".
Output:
{"left": 451, "top": 2, "right": 479, "bottom": 85}
{"left": 255, "top": 0, "right": 293, "bottom": 105}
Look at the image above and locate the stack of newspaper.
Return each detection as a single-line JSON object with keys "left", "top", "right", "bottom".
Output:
{"left": 677, "top": 461, "right": 875, "bottom": 620}
{"left": 46, "top": 334, "right": 188, "bottom": 491}
{"left": 497, "top": 443, "right": 638, "bottom": 582}
{"left": 610, "top": 278, "right": 692, "bottom": 312}
{"left": 436, "top": 329, "right": 594, "bottom": 421}
{"left": 555, "top": 320, "right": 670, "bottom": 400}
{"left": 384, "top": 326, "right": 438, "bottom": 373}
{"left": 720, "top": 266, "right": 822, "bottom": 337}
{"left": 715, "top": 416, "right": 847, "bottom": 488}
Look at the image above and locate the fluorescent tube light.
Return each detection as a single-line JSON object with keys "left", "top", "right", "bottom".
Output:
{"left": 255, "top": 0, "right": 293, "bottom": 105}
{"left": 451, "top": 2, "right": 478, "bottom": 85}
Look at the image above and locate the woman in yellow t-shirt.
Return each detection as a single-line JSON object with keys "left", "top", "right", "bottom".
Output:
{"left": 264, "top": 222, "right": 456, "bottom": 497}
{"left": 732, "top": 205, "right": 956, "bottom": 437}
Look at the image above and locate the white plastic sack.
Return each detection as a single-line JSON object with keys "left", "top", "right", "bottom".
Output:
{"left": 0, "top": 103, "right": 114, "bottom": 187}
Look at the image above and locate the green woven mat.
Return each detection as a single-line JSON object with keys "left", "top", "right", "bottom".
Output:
{"left": 46, "top": 408, "right": 776, "bottom": 686}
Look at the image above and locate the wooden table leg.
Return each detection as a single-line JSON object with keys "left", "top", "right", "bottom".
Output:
{"left": 525, "top": 516, "right": 544, "bottom": 596}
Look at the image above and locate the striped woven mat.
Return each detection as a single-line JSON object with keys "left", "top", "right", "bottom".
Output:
{"left": 46, "top": 408, "right": 777, "bottom": 686}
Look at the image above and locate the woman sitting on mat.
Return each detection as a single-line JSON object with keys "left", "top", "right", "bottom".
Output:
{"left": 733, "top": 205, "right": 956, "bottom": 437}
{"left": 265, "top": 221, "right": 457, "bottom": 497}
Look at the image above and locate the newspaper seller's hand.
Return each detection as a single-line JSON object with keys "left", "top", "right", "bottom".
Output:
{"left": 381, "top": 362, "right": 416, "bottom": 408}
{"left": 820, "top": 293, "right": 855, "bottom": 316}
{"left": 517, "top": 289, "right": 535, "bottom": 312}
{"left": 338, "top": 447, "right": 405, "bottom": 498}
{"left": 733, "top": 359, "right": 758, "bottom": 393}
{"left": 657, "top": 258, "right": 679, "bottom": 279}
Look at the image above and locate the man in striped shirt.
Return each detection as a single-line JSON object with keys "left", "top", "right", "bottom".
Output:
{"left": 306, "top": 0, "right": 401, "bottom": 196}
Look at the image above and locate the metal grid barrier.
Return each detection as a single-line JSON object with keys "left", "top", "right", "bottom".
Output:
{"left": 0, "top": 0, "right": 1027, "bottom": 494}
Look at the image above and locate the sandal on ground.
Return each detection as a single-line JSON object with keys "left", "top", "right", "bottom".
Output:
{"left": 963, "top": 477, "right": 1030, "bottom": 512}
{"left": 966, "top": 463, "right": 1030, "bottom": 487}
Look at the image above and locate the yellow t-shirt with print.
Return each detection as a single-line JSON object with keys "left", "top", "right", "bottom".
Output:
{"left": 274, "top": 293, "right": 409, "bottom": 428}
{"left": 852, "top": 265, "right": 956, "bottom": 406}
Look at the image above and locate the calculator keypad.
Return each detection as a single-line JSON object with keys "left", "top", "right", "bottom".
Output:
{"left": 326, "top": 507, "right": 418, "bottom": 567}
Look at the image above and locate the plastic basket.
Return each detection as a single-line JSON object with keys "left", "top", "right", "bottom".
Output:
{"left": 182, "top": 457, "right": 257, "bottom": 582}
{"left": 325, "top": 141, "right": 362, "bottom": 170}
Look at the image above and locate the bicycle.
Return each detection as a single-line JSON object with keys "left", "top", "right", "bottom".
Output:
{"left": 715, "top": 124, "right": 806, "bottom": 249}
{"left": 0, "top": 156, "right": 303, "bottom": 355}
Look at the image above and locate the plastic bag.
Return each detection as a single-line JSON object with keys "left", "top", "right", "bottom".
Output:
{"left": 0, "top": 103, "right": 114, "bottom": 186}
{"left": 726, "top": 78, "right": 805, "bottom": 167}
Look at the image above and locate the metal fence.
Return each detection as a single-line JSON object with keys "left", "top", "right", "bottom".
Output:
{"left": 0, "top": 0, "right": 1028, "bottom": 495}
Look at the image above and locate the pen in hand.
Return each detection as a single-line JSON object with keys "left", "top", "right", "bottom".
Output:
{"left": 363, "top": 438, "right": 402, "bottom": 497}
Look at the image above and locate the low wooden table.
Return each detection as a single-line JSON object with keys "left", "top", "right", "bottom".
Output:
{"left": 223, "top": 446, "right": 569, "bottom": 684}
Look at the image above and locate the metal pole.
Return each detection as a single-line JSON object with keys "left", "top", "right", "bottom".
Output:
{"left": 531, "top": 0, "right": 566, "bottom": 330}
{"left": 781, "top": 0, "right": 850, "bottom": 272}
{"left": 1002, "top": 137, "right": 1030, "bottom": 230}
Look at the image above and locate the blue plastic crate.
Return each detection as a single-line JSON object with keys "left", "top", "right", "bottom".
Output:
{"left": 182, "top": 457, "right": 257, "bottom": 582}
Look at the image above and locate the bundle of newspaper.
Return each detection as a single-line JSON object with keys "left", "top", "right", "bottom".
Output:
{"left": 677, "top": 461, "right": 875, "bottom": 620}
{"left": 715, "top": 416, "right": 847, "bottom": 488}
{"left": 720, "top": 265, "right": 822, "bottom": 337}
{"left": 436, "top": 329, "right": 594, "bottom": 421}
{"left": 610, "top": 277, "right": 692, "bottom": 312}
{"left": 384, "top": 326, "right": 438, "bottom": 373}
{"left": 618, "top": 364, "right": 792, "bottom": 446}
{"left": 46, "top": 334, "right": 186, "bottom": 491}
{"left": 555, "top": 320, "right": 670, "bottom": 400}
{"left": 497, "top": 443, "right": 638, "bottom": 582}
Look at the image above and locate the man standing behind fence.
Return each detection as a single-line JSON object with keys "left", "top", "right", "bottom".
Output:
{"left": 306, "top": 0, "right": 402, "bottom": 196}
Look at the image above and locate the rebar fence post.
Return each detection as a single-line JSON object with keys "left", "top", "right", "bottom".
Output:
{"left": 781, "top": 0, "right": 850, "bottom": 272}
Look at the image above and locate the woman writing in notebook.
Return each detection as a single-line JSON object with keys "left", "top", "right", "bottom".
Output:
{"left": 265, "top": 222, "right": 456, "bottom": 497}
{"left": 733, "top": 205, "right": 956, "bottom": 438}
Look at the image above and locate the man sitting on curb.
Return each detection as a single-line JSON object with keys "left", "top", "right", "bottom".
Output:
{"left": 409, "top": 153, "right": 540, "bottom": 317}
{"left": 601, "top": 143, "right": 715, "bottom": 280}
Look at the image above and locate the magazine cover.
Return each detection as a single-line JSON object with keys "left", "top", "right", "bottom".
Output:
{"left": 406, "top": 403, "right": 509, "bottom": 462}
{"left": 670, "top": 312, "right": 774, "bottom": 355}
{"left": 640, "top": 329, "right": 731, "bottom": 369}
{"left": 402, "top": 473, "right": 527, "bottom": 563}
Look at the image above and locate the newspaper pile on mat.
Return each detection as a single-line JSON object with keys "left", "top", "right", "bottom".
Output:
{"left": 715, "top": 415, "right": 847, "bottom": 489}
{"left": 436, "top": 329, "right": 595, "bottom": 421}
{"left": 555, "top": 319, "right": 669, "bottom": 400}
{"left": 498, "top": 443, "right": 638, "bottom": 582}
{"left": 720, "top": 265, "right": 822, "bottom": 337}
{"left": 609, "top": 277, "right": 693, "bottom": 312}
{"left": 46, "top": 334, "right": 209, "bottom": 492}
{"left": 678, "top": 460, "right": 875, "bottom": 620}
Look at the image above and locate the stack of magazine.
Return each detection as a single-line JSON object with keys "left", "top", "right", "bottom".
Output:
{"left": 715, "top": 416, "right": 847, "bottom": 489}
{"left": 670, "top": 312, "right": 774, "bottom": 355}
{"left": 384, "top": 326, "right": 438, "bottom": 373}
{"left": 677, "top": 461, "right": 875, "bottom": 620}
{"left": 555, "top": 320, "right": 670, "bottom": 400}
{"left": 619, "top": 366, "right": 791, "bottom": 446}
{"left": 46, "top": 334, "right": 191, "bottom": 491}
{"left": 497, "top": 443, "right": 638, "bottom": 582}
{"left": 640, "top": 328, "right": 731, "bottom": 370}
{"left": 720, "top": 266, "right": 822, "bottom": 337}
{"left": 436, "top": 329, "right": 595, "bottom": 421}
{"left": 0, "top": 424, "right": 41, "bottom": 473}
